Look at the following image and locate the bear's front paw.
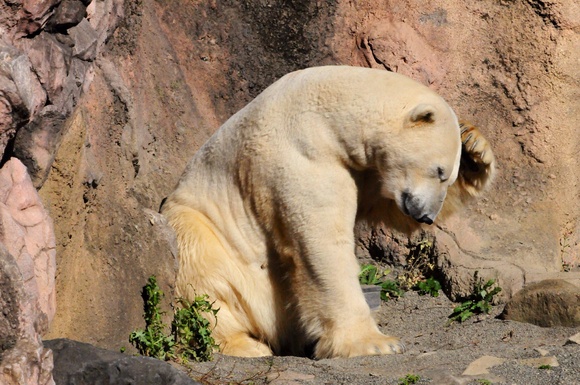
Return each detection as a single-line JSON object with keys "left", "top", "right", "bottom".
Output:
{"left": 315, "top": 329, "right": 405, "bottom": 358}
{"left": 458, "top": 122, "right": 495, "bottom": 192}
{"left": 357, "top": 333, "right": 405, "bottom": 356}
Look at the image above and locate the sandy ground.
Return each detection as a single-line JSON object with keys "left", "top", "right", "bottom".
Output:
{"left": 178, "top": 291, "right": 580, "bottom": 385}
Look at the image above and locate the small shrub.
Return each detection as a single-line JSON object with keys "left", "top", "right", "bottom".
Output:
{"left": 172, "top": 295, "right": 219, "bottom": 362}
{"left": 129, "top": 276, "right": 219, "bottom": 362}
{"left": 414, "top": 277, "right": 441, "bottom": 297}
{"left": 476, "top": 380, "right": 492, "bottom": 385}
{"left": 538, "top": 364, "right": 552, "bottom": 370}
{"left": 398, "top": 373, "right": 421, "bottom": 385}
{"left": 448, "top": 273, "right": 502, "bottom": 324}
{"left": 398, "top": 239, "right": 436, "bottom": 291}
{"left": 129, "top": 276, "right": 176, "bottom": 360}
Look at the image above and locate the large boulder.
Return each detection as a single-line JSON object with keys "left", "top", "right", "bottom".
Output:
{"left": 45, "top": 339, "right": 200, "bottom": 385}
{"left": 0, "top": 158, "right": 56, "bottom": 326}
{"left": 502, "top": 279, "right": 580, "bottom": 327}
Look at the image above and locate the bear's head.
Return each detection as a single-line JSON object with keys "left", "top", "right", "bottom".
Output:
{"left": 376, "top": 103, "right": 461, "bottom": 225}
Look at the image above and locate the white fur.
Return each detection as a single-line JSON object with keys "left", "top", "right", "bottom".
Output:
{"left": 162, "top": 66, "right": 465, "bottom": 358}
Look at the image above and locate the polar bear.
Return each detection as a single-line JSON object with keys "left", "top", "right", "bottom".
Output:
{"left": 161, "top": 66, "right": 495, "bottom": 359}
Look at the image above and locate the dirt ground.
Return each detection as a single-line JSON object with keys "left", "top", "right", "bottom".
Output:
{"left": 177, "top": 291, "right": 580, "bottom": 385}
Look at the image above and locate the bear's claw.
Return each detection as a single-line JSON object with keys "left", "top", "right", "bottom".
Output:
{"left": 457, "top": 121, "right": 495, "bottom": 192}
{"left": 459, "top": 121, "right": 494, "bottom": 167}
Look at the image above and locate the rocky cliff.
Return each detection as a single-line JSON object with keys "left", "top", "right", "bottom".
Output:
{"left": 0, "top": 0, "right": 578, "bottom": 382}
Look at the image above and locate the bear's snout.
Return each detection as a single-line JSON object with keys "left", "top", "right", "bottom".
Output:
{"left": 401, "top": 192, "right": 436, "bottom": 225}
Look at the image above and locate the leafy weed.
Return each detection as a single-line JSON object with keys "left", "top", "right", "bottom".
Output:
{"left": 448, "top": 272, "right": 502, "bottom": 324}
{"left": 129, "top": 275, "right": 219, "bottom": 362}
{"left": 398, "top": 373, "right": 421, "bottom": 385}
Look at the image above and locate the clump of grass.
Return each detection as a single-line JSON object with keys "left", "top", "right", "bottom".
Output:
{"left": 398, "top": 373, "right": 421, "bottom": 385}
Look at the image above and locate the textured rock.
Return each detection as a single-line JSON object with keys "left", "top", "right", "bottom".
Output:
{"left": 0, "top": 245, "right": 55, "bottom": 385}
{"left": 0, "top": 157, "right": 56, "bottom": 325}
{"left": 433, "top": 223, "right": 525, "bottom": 301}
{"left": 566, "top": 332, "right": 580, "bottom": 345}
{"left": 0, "top": 42, "right": 47, "bottom": 150}
{"left": 502, "top": 280, "right": 580, "bottom": 327}
{"left": 518, "top": 356, "right": 559, "bottom": 368}
{"left": 359, "top": 20, "right": 447, "bottom": 87}
{"left": 45, "top": 339, "right": 201, "bottom": 385}
{"left": 462, "top": 355, "right": 506, "bottom": 376}
{"left": 45, "top": 0, "right": 87, "bottom": 33}
{"left": 16, "top": 0, "right": 61, "bottom": 37}
{"left": 1, "top": 0, "right": 122, "bottom": 187}
{"left": 69, "top": 18, "right": 98, "bottom": 61}
{"left": 13, "top": 106, "right": 68, "bottom": 187}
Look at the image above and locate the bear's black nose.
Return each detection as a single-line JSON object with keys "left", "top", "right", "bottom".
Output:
{"left": 417, "top": 215, "right": 433, "bottom": 225}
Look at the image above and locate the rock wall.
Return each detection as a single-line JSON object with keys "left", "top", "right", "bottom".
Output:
{"left": 0, "top": 0, "right": 578, "bottom": 352}
{"left": 0, "top": 245, "right": 54, "bottom": 385}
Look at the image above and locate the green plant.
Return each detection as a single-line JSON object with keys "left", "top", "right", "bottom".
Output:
{"left": 538, "top": 364, "right": 552, "bottom": 370}
{"left": 476, "top": 379, "right": 492, "bottom": 385}
{"left": 398, "top": 373, "right": 420, "bottom": 385}
{"left": 398, "top": 239, "right": 436, "bottom": 290}
{"left": 359, "top": 264, "right": 403, "bottom": 301}
{"left": 448, "top": 273, "right": 502, "bottom": 324}
{"left": 380, "top": 279, "right": 404, "bottom": 301}
{"left": 172, "top": 295, "right": 220, "bottom": 362}
{"left": 129, "top": 276, "right": 176, "bottom": 360}
{"left": 129, "top": 276, "right": 219, "bottom": 362}
{"left": 359, "top": 264, "right": 386, "bottom": 285}
{"left": 414, "top": 277, "right": 441, "bottom": 297}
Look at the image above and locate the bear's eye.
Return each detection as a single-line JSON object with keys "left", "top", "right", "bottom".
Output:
{"left": 437, "top": 167, "right": 448, "bottom": 182}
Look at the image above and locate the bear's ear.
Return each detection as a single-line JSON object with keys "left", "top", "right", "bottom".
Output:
{"left": 408, "top": 104, "right": 436, "bottom": 124}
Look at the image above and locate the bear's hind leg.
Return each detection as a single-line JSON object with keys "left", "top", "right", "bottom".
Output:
{"left": 163, "top": 203, "right": 274, "bottom": 357}
{"left": 212, "top": 302, "right": 273, "bottom": 357}
{"left": 220, "top": 332, "right": 273, "bottom": 357}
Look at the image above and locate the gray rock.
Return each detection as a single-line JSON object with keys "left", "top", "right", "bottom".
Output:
{"left": 45, "top": 339, "right": 201, "bottom": 385}
{"left": 0, "top": 43, "right": 47, "bottom": 152}
{"left": 69, "top": 18, "right": 98, "bottom": 61}
{"left": 13, "top": 105, "right": 67, "bottom": 187}
{"left": 502, "top": 279, "right": 580, "bottom": 327}
{"left": 0, "top": 44, "right": 47, "bottom": 118}
{"left": 25, "top": 32, "right": 72, "bottom": 104}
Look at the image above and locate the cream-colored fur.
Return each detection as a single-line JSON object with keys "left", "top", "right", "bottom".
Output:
{"left": 162, "top": 66, "right": 495, "bottom": 358}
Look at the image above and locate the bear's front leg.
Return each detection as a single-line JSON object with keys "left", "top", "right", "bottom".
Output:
{"left": 300, "top": 242, "right": 405, "bottom": 358}
{"left": 273, "top": 164, "right": 405, "bottom": 358}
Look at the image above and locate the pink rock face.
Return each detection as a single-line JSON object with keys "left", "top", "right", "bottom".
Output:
{"left": 0, "top": 246, "right": 55, "bottom": 385}
{"left": 0, "top": 157, "right": 56, "bottom": 329}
